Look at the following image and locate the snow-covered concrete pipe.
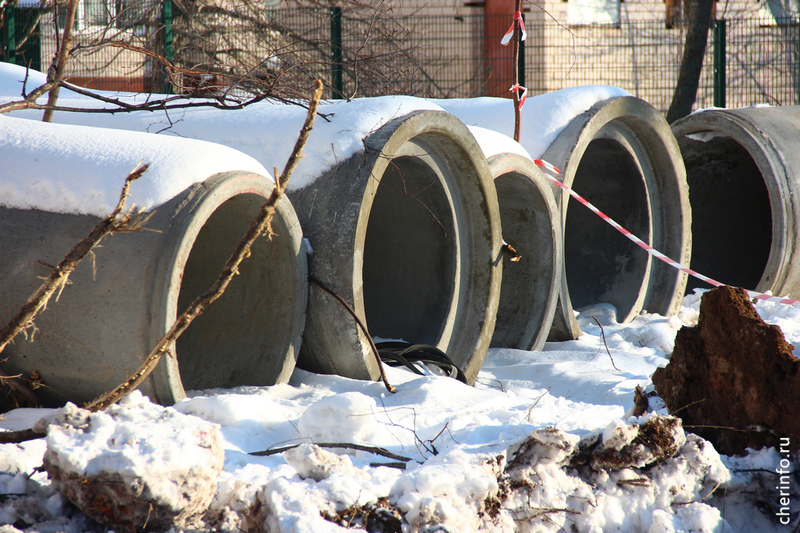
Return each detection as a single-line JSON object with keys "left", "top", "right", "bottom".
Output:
{"left": 671, "top": 106, "right": 800, "bottom": 298}
{"left": 487, "top": 153, "right": 562, "bottom": 351}
{"left": 288, "top": 110, "right": 503, "bottom": 385}
{"left": 541, "top": 96, "right": 692, "bottom": 340}
{"left": 0, "top": 172, "right": 307, "bottom": 407}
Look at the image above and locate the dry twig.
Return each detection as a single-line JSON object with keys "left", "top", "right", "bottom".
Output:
{"left": 250, "top": 442, "right": 410, "bottom": 462}
{"left": 591, "top": 316, "right": 621, "bottom": 371}
{"left": 308, "top": 276, "right": 396, "bottom": 393}
{"left": 42, "top": 0, "right": 78, "bottom": 122}
{"left": 84, "top": 80, "right": 325, "bottom": 412}
{"left": 671, "top": 482, "right": 722, "bottom": 505}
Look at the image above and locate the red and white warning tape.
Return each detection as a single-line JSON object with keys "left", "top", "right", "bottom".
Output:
{"left": 501, "top": 10, "right": 527, "bottom": 46}
{"left": 532, "top": 158, "right": 800, "bottom": 307}
{"left": 509, "top": 83, "right": 527, "bottom": 110}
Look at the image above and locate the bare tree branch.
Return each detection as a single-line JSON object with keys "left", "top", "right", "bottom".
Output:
{"left": 42, "top": 0, "right": 78, "bottom": 122}
{"left": 84, "top": 80, "right": 325, "bottom": 412}
{"left": 250, "top": 442, "right": 410, "bottom": 462}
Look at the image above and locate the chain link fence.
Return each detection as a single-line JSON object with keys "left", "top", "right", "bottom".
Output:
{"left": 2, "top": 4, "right": 798, "bottom": 114}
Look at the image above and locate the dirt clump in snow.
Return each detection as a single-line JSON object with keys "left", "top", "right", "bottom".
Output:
{"left": 40, "top": 392, "right": 224, "bottom": 532}
{"left": 652, "top": 285, "right": 800, "bottom": 455}
{"left": 570, "top": 414, "right": 686, "bottom": 471}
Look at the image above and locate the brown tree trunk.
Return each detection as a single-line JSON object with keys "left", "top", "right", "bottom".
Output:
{"left": 666, "top": 0, "right": 715, "bottom": 123}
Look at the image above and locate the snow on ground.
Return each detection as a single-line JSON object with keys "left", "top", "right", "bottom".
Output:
{"left": 0, "top": 292, "right": 797, "bottom": 532}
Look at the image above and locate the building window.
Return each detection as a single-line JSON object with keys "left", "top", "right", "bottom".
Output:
{"left": 567, "top": 0, "right": 621, "bottom": 26}
{"left": 759, "top": 0, "right": 799, "bottom": 25}
{"left": 57, "top": 0, "right": 154, "bottom": 31}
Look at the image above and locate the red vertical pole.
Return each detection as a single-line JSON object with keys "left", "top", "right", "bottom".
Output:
{"left": 484, "top": 0, "right": 515, "bottom": 97}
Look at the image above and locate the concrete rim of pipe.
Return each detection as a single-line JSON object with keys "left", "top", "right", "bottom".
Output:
{"left": 288, "top": 110, "right": 503, "bottom": 385}
{"left": 671, "top": 106, "right": 797, "bottom": 298}
{"left": 151, "top": 172, "right": 307, "bottom": 403}
{"left": 542, "top": 96, "right": 692, "bottom": 340}
{"left": 487, "top": 152, "right": 562, "bottom": 351}
{"left": 0, "top": 171, "right": 307, "bottom": 407}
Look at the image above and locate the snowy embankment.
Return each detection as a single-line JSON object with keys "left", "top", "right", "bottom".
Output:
{"left": 0, "top": 294, "right": 796, "bottom": 532}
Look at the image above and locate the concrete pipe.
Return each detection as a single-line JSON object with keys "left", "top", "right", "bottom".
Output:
{"left": 671, "top": 106, "right": 800, "bottom": 298}
{"left": 0, "top": 172, "right": 307, "bottom": 407}
{"left": 288, "top": 110, "right": 503, "bottom": 385}
{"left": 542, "top": 96, "right": 691, "bottom": 340}
{"left": 487, "top": 153, "right": 562, "bottom": 351}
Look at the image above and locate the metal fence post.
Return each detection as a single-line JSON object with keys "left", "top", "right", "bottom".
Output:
{"left": 160, "top": 0, "right": 174, "bottom": 94}
{"left": 330, "top": 6, "right": 343, "bottom": 99}
{"left": 3, "top": 6, "right": 16, "bottom": 65}
{"left": 713, "top": 18, "right": 726, "bottom": 108}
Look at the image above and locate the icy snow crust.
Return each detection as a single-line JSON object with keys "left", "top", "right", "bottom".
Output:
{"left": 1, "top": 292, "right": 797, "bottom": 532}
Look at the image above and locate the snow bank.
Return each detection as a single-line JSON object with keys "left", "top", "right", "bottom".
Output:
{"left": 0, "top": 293, "right": 796, "bottom": 532}
{"left": 39, "top": 391, "right": 224, "bottom": 530}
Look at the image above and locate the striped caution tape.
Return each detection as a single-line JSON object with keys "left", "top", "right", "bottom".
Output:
{"left": 532, "top": 158, "right": 800, "bottom": 307}
{"left": 509, "top": 83, "right": 527, "bottom": 110}
{"left": 501, "top": 10, "right": 527, "bottom": 46}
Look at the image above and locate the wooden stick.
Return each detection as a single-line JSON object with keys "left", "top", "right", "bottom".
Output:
{"left": 308, "top": 276, "right": 396, "bottom": 393}
{"left": 250, "top": 441, "right": 411, "bottom": 462}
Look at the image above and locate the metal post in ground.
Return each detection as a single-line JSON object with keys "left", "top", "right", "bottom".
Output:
{"left": 3, "top": 6, "right": 16, "bottom": 65}
{"left": 330, "top": 6, "right": 343, "bottom": 99}
{"left": 713, "top": 19, "right": 726, "bottom": 108}
{"left": 160, "top": 0, "right": 174, "bottom": 94}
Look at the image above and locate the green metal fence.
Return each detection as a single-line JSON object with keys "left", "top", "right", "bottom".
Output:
{"left": 2, "top": 5, "right": 798, "bottom": 114}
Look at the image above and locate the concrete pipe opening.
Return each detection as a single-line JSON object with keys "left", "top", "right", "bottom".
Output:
{"left": 671, "top": 106, "right": 800, "bottom": 298}
{"left": 488, "top": 153, "right": 562, "bottom": 351}
{"left": 362, "top": 156, "right": 457, "bottom": 345}
{"left": 289, "top": 110, "right": 503, "bottom": 385}
{"left": 542, "top": 97, "right": 691, "bottom": 340}
{"left": 566, "top": 138, "right": 651, "bottom": 313}
{"left": 0, "top": 172, "right": 307, "bottom": 407}
{"left": 171, "top": 185, "right": 307, "bottom": 393}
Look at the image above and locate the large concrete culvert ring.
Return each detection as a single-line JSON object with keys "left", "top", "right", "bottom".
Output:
{"left": 542, "top": 96, "right": 692, "bottom": 340}
{"left": 487, "top": 153, "right": 562, "bottom": 351}
{"left": 288, "top": 110, "right": 503, "bottom": 385}
{"left": 0, "top": 171, "right": 307, "bottom": 407}
{"left": 671, "top": 106, "right": 799, "bottom": 298}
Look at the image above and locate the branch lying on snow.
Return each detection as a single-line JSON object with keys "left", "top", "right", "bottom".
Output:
{"left": 671, "top": 482, "right": 721, "bottom": 505}
{"left": 511, "top": 507, "right": 581, "bottom": 522}
{"left": 85, "top": 80, "right": 325, "bottom": 412}
{"left": 0, "top": 427, "right": 46, "bottom": 444}
{"left": 250, "top": 442, "right": 411, "bottom": 463}
{"left": 0, "top": 164, "right": 150, "bottom": 408}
